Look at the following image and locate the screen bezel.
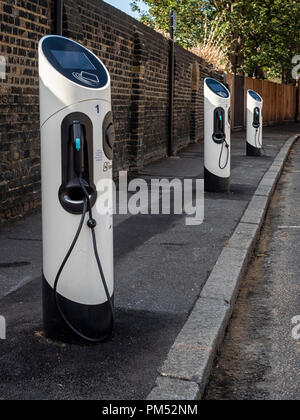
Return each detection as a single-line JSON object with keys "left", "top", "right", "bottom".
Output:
{"left": 248, "top": 90, "right": 262, "bottom": 102}
{"left": 42, "top": 36, "right": 109, "bottom": 89}
{"left": 206, "top": 78, "right": 230, "bottom": 98}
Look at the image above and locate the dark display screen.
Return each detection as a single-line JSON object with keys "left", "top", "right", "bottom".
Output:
{"left": 249, "top": 90, "right": 262, "bottom": 102}
{"left": 206, "top": 78, "right": 229, "bottom": 98}
{"left": 51, "top": 50, "right": 96, "bottom": 71}
{"left": 42, "top": 36, "right": 109, "bottom": 89}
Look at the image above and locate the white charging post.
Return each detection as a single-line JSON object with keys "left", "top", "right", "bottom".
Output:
{"left": 204, "top": 78, "right": 231, "bottom": 193}
{"left": 247, "top": 89, "right": 263, "bottom": 156}
{"left": 39, "top": 35, "right": 115, "bottom": 342}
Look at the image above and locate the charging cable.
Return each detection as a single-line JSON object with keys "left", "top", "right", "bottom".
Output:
{"left": 53, "top": 177, "right": 115, "bottom": 343}
{"left": 254, "top": 126, "right": 262, "bottom": 149}
{"left": 254, "top": 125, "right": 266, "bottom": 155}
{"left": 219, "top": 139, "right": 230, "bottom": 170}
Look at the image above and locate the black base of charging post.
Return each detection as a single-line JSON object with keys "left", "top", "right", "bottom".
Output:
{"left": 247, "top": 142, "right": 262, "bottom": 157}
{"left": 42, "top": 275, "right": 114, "bottom": 343}
{"left": 204, "top": 167, "right": 230, "bottom": 193}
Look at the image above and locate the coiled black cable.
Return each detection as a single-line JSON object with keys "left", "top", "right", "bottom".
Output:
{"left": 53, "top": 176, "right": 114, "bottom": 343}
{"left": 219, "top": 140, "right": 230, "bottom": 170}
{"left": 255, "top": 126, "right": 262, "bottom": 149}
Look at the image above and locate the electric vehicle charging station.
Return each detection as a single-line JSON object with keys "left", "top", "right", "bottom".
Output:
{"left": 247, "top": 89, "right": 263, "bottom": 156}
{"left": 39, "top": 35, "right": 115, "bottom": 342}
{"left": 204, "top": 78, "right": 231, "bottom": 193}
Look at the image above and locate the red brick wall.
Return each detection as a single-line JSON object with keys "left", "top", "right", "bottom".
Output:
{"left": 0, "top": 0, "right": 223, "bottom": 222}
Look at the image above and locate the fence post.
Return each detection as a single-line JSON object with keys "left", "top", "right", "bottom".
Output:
{"left": 54, "top": 0, "right": 63, "bottom": 35}
{"left": 296, "top": 78, "right": 300, "bottom": 122}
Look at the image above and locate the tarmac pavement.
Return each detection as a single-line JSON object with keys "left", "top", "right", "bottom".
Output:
{"left": 0, "top": 124, "right": 299, "bottom": 400}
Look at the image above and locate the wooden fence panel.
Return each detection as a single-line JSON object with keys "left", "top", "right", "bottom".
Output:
{"left": 253, "top": 78, "right": 263, "bottom": 98}
{"left": 283, "top": 86, "right": 290, "bottom": 120}
{"left": 262, "top": 81, "right": 270, "bottom": 123}
{"left": 227, "top": 74, "right": 297, "bottom": 127}
{"left": 284, "top": 86, "right": 288, "bottom": 120}
{"left": 297, "top": 85, "right": 300, "bottom": 122}
{"left": 242, "top": 76, "right": 297, "bottom": 125}
{"left": 277, "top": 84, "right": 284, "bottom": 122}
{"left": 289, "top": 85, "right": 296, "bottom": 120}
{"left": 270, "top": 83, "right": 277, "bottom": 123}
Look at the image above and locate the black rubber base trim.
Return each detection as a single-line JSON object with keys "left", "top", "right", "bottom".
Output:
{"left": 247, "top": 142, "right": 262, "bottom": 157}
{"left": 204, "top": 167, "right": 230, "bottom": 193}
{"left": 42, "top": 274, "right": 114, "bottom": 343}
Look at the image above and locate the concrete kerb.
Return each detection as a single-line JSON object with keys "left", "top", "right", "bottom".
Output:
{"left": 146, "top": 134, "right": 299, "bottom": 401}
{"left": 155, "top": 297, "right": 231, "bottom": 398}
{"left": 146, "top": 377, "right": 201, "bottom": 401}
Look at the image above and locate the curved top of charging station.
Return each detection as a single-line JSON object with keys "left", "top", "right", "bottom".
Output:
{"left": 40, "top": 36, "right": 109, "bottom": 90}
{"left": 248, "top": 89, "right": 263, "bottom": 102}
{"left": 205, "top": 78, "right": 230, "bottom": 99}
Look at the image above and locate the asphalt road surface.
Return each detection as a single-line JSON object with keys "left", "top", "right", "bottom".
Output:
{"left": 0, "top": 125, "right": 299, "bottom": 400}
{"left": 205, "top": 140, "right": 300, "bottom": 401}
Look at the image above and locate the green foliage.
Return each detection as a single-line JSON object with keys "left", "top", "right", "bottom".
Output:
{"left": 130, "top": 0, "right": 214, "bottom": 48}
{"left": 131, "top": 0, "right": 300, "bottom": 81}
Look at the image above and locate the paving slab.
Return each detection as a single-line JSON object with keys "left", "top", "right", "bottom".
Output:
{"left": 241, "top": 195, "right": 269, "bottom": 225}
{"left": 200, "top": 246, "right": 253, "bottom": 304}
{"left": 147, "top": 377, "right": 200, "bottom": 401}
{"left": 159, "top": 298, "right": 230, "bottom": 394}
{"left": 227, "top": 222, "right": 260, "bottom": 251}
